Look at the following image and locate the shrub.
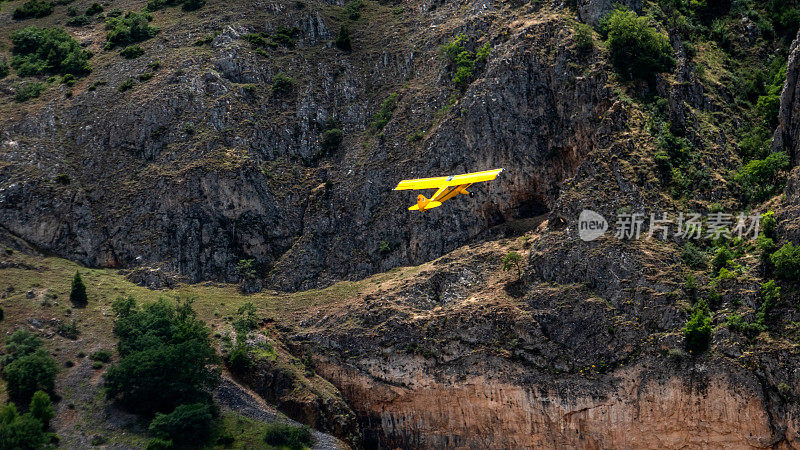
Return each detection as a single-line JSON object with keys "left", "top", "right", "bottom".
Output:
{"left": 320, "top": 128, "right": 343, "bottom": 153}
{"left": 57, "top": 320, "right": 80, "bottom": 340}
{"left": 226, "top": 344, "right": 251, "bottom": 373}
{"left": 66, "top": 15, "right": 91, "bottom": 26}
{"left": 0, "top": 58, "right": 8, "bottom": 79}
{"left": 271, "top": 72, "right": 294, "bottom": 95}
{"left": 69, "top": 271, "right": 87, "bottom": 307}
{"left": 182, "top": 0, "right": 206, "bottom": 11}
{"left": 0, "top": 402, "right": 49, "bottom": 449}
{"left": 13, "top": 0, "right": 54, "bottom": 20}
{"left": 604, "top": 8, "right": 675, "bottom": 81}
{"left": 771, "top": 242, "right": 800, "bottom": 281}
{"left": 263, "top": 423, "right": 313, "bottom": 450}
{"left": 145, "top": 438, "right": 174, "bottom": 450}
{"left": 104, "top": 297, "right": 219, "bottom": 415}
{"left": 138, "top": 72, "right": 154, "bottom": 81}
{"left": 120, "top": 45, "right": 145, "bottom": 59}
{"left": 3, "top": 349, "right": 58, "bottom": 402}
{"left": 85, "top": 2, "right": 103, "bottom": 15}
{"left": 89, "top": 349, "right": 111, "bottom": 363}
{"left": 711, "top": 247, "right": 732, "bottom": 272}
{"left": 440, "top": 34, "right": 490, "bottom": 90}
{"left": 681, "top": 241, "right": 707, "bottom": 268}
{"left": 3, "top": 330, "right": 42, "bottom": 365}
{"left": 735, "top": 152, "right": 790, "bottom": 203}
{"left": 370, "top": 92, "right": 398, "bottom": 131}
{"left": 335, "top": 25, "right": 352, "bottom": 51}
{"left": 29, "top": 391, "right": 54, "bottom": 429}
{"left": 574, "top": 22, "right": 594, "bottom": 52}
{"left": 756, "top": 280, "right": 781, "bottom": 324}
{"left": 61, "top": 74, "right": 75, "bottom": 86}
{"left": 11, "top": 26, "right": 91, "bottom": 76}
{"left": 118, "top": 79, "right": 135, "bottom": 92}
{"left": 105, "top": 12, "right": 157, "bottom": 49}
{"left": 149, "top": 403, "right": 214, "bottom": 445}
{"left": 683, "top": 303, "right": 712, "bottom": 354}
{"left": 14, "top": 82, "right": 46, "bottom": 102}
{"left": 233, "top": 302, "right": 258, "bottom": 334}
{"left": 234, "top": 259, "right": 256, "bottom": 280}
{"left": 726, "top": 313, "right": 764, "bottom": 335}
{"left": 272, "top": 26, "right": 299, "bottom": 47}
{"left": 501, "top": 251, "right": 522, "bottom": 278}
{"left": 761, "top": 210, "right": 777, "bottom": 239}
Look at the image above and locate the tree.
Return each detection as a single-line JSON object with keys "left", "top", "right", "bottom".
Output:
{"left": 104, "top": 297, "right": 219, "bottom": 415}
{"left": 234, "top": 259, "right": 256, "bottom": 281}
{"left": 771, "top": 242, "right": 800, "bottom": 281}
{"left": 335, "top": 25, "right": 352, "bottom": 51}
{"left": 69, "top": 270, "right": 87, "bottom": 307}
{"left": 0, "top": 403, "right": 48, "bottom": 450}
{"left": 11, "top": 26, "right": 90, "bottom": 76}
{"left": 29, "top": 391, "right": 54, "bottom": 429}
{"left": 233, "top": 302, "right": 258, "bottom": 335}
{"left": 148, "top": 403, "right": 214, "bottom": 445}
{"left": 3, "top": 330, "right": 42, "bottom": 365}
{"left": 501, "top": 251, "right": 522, "bottom": 279}
{"left": 3, "top": 350, "right": 58, "bottom": 402}
{"left": 604, "top": 8, "right": 675, "bottom": 82}
{"left": 684, "top": 303, "right": 712, "bottom": 354}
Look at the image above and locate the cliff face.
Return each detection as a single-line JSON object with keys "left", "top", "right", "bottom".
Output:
{"left": 0, "top": 0, "right": 619, "bottom": 291}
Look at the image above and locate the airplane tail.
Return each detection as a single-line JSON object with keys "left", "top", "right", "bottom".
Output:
{"left": 408, "top": 196, "right": 442, "bottom": 211}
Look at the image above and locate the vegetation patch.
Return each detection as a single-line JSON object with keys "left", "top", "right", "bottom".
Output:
{"left": 11, "top": 26, "right": 91, "bottom": 77}
{"left": 13, "top": 0, "right": 54, "bottom": 20}
{"left": 603, "top": 8, "right": 675, "bottom": 82}
{"left": 105, "top": 12, "right": 157, "bottom": 49}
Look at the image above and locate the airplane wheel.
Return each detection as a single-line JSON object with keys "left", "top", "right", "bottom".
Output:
{"left": 469, "top": 192, "right": 475, "bottom": 198}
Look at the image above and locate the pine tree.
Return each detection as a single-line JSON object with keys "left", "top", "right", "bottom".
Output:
{"left": 69, "top": 271, "right": 87, "bottom": 307}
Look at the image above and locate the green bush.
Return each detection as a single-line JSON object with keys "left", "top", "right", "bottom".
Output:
{"left": 343, "top": 0, "right": 364, "bottom": 20}
{"left": 335, "top": 25, "right": 352, "bottom": 51}
{"left": 14, "top": 82, "right": 46, "bottom": 102}
{"left": 85, "top": 2, "right": 103, "bottom": 15}
{"left": 271, "top": 72, "right": 294, "bottom": 95}
{"left": 66, "top": 15, "right": 91, "bottom": 27}
{"left": 320, "top": 128, "right": 343, "bottom": 154}
{"left": 726, "top": 313, "right": 765, "bottom": 335}
{"left": 149, "top": 403, "right": 214, "bottom": 445}
{"left": 89, "top": 349, "right": 112, "bottom": 363}
{"left": 440, "top": 34, "right": 490, "bottom": 90}
{"left": 0, "top": 58, "right": 9, "bottom": 79}
{"left": 226, "top": 344, "right": 251, "bottom": 373}
{"left": 3, "top": 330, "right": 42, "bottom": 365}
{"left": 118, "top": 79, "right": 135, "bottom": 92}
{"left": 104, "top": 297, "right": 219, "bottom": 415}
{"left": 771, "top": 242, "right": 800, "bottom": 281}
{"left": 105, "top": 12, "right": 157, "bottom": 49}
{"left": 233, "top": 302, "right": 258, "bottom": 334}
{"left": 120, "top": 45, "right": 145, "bottom": 59}
{"left": 13, "top": 0, "right": 54, "bottom": 20}
{"left": 263, "top": 423, "right": 313, "bottom": 450}
{"left": 57, "top": 320, "right": 80, "bottom": 340}
{"left": 574, "top": 22, "right": 594, "bottom": 52}
{"left": 145, "top": 438, "right": 174, "bottom": 450}
{"left": 272, "top": 26, "right": 299, "bottom": 47}
{"left": 70, "top": 271, "right": 87, "bottom": 307}
{"left": 683, "top": 303, "right": 712, "bottom": 354}
{"left": 370, "top": 92, "right": 398, "bottom": 131}
{"left": 0, "top": 402, "right": 49, "bottom": 449}
{"left": 761, "top": 211, "right": 777, "bottom": 239}
{"left": 735, "top": 152, "right": 790, "bottom": 203}
{"left": 11, "top": 26, "right": 91, "bottom": 76}
{"left": 681, "top": 241, "right": 707, "bottom": 268}
{"left": 29, "top": 391, "right": 54, "bottom": 429}
{"left": 711, "top": 247, "right": 732, "bottom": 272}
{"left": 182, "top": 0, "right": 206, "bottom": 11}
{"left": 604, "top": 8, "right": 675, "bottom": 81}
{"left": 3, "top": 350, "right": 58, "bottom": 402}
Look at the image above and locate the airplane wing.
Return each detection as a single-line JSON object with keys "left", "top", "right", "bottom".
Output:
{"left": 394, "top": 168, "right": 504, "bottom": 190}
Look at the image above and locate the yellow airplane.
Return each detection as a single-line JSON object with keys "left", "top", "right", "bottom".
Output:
{"left": 394, "top": 168, "right": 504, "bottom": 211}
